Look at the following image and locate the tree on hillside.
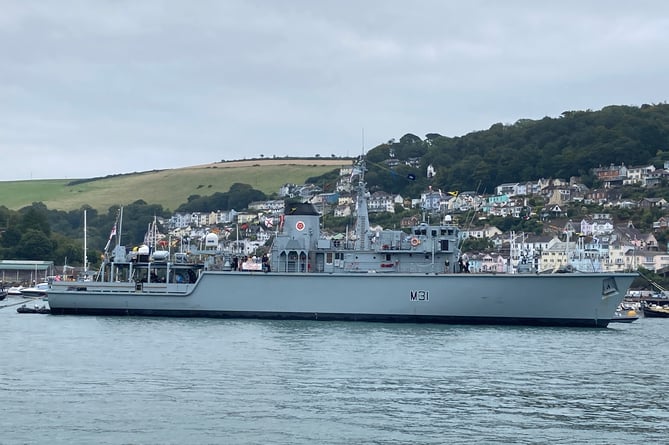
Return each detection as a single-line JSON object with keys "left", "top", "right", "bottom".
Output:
{"left": 228, "top": 183, "right": 267, "bottom": 210}
{"left": 18, "top": 203, "right": 51, "bottom": 236}
{"left": 51, "top": 233, "right": 85, "bottom": 267}
{"left": 15, "top": 229, "right": 54, "bottom": 260}
{"left": 175, "top": 184, "right": 267, "bottom": 213}
{"left": 0, "top": 212, "right": 22, "bottom": 250}
{"left": 461, "top": 237, "right": 493, "bottom": 252}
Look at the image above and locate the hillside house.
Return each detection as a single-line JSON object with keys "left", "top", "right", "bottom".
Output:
{"left": 368, "top": 192, "right": 396, "bottom": 213}
{"left": 495, "top": 183, "right": 519, "bottom": 196}
{"left": 400, "top": 215, "right": 420, "bottom": 228}
{"left": 540, "top": 204, "right": 568, "bottom": 220}
{"left": 539, "top": 240, "right": 578, "bottom": 272}
{"left": 336, "top": 166, "right": 354, "bottom": 193}
{"left": 420, "top": 189, "right": 443, "bottom": 213}
{"left": 624, "top": 165, "right": 656, "bottom": 185}
{"left": 461, "top": 225, "right": 503, "bottom": 240}
{"left": 643, "top": 169, "right": 667, "bottom": 187}
{"left": 639, "top": 197, "right": 668, "bottom": 209}
{"left": 592, "top": 164, "right": 627, "bottom": 188}
{"left": 545, "top": 186, "right": 571, "bottom": 206}
{"left": 405, "top": 157, "right": 421, "bottom": 168}
{"left": 236, "top": 212, "right": 256, "bottom": 225}
{"left": 613, "top": 223, "right": 659, "bottom": 251}
{"left": 653, "top": 216, "right": 669, "bottom": 231}
{"left": 333, "top": 205, "right": 352, "bottom": 218}
{"left": 168, "top": 212, "right": 192, "bottom": 229}
{"left": 584, "top": 188, "right": 617, "bottom": 205}
{"left": 580, "top": 214, "right": 614, "bottom": 236}
{"left": 475, "top": 252, "right": 506, "bottom": 273}
{"left": 248, "top": 200, "right": 285, "bottom": 214}
{"left": 632, "top": 250, "right": 669, "bottom": 272}
{"left": 278, "top": 183, "right": 321, "bottom": 199}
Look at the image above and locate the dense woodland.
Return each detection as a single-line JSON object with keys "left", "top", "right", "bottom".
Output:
{"left": 3, "top": 103, "right": 669, "bottom": 272}
{"left": 356, "top": 103, "right": 669, "bottom": 197}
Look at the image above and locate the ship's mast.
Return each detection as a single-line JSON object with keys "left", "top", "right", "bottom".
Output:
{"left": 354, "top": 158, "right": 370, "bottom": 250}
{"left": 103, "top": 207, "right": 122, "bottom": 255}
{"left": 83, "top": 210, "right": 88, "bottom": 274}
{"left": 117, "top": 206, "right": 123, "bottom": 247}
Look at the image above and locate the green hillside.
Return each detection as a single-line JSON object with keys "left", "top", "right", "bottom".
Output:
{"left": 5, "top": 103, "right": 669, "bottom": 213}
{"left": 358, "top": 103, "right": 669, "bottom": 198}
{"left": 0, "top": 159, "right": 349, "bottom": 212}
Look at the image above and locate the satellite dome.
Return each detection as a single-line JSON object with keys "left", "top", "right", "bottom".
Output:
{"left": 205, "top": 233, "right": 219, "bottom": 247}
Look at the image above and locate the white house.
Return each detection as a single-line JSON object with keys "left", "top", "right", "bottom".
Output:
{"left": 368, "top": 192, "right": 396, "bottom": 213}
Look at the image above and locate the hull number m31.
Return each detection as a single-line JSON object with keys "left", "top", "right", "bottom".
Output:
{"left": 410, "top": 290, "right": 429, "bottom": 301}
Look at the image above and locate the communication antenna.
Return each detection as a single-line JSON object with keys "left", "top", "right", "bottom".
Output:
{"left": 361, "top": 128, "right": 365, "bottom": 156}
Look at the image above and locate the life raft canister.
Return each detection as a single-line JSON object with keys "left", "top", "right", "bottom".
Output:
{"left": 411, "top": 237, "right": 420, "bottom": 247}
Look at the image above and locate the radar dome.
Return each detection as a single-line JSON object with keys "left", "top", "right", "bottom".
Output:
{"left": 205, "top": 233, "right": 219, "bottom": 247}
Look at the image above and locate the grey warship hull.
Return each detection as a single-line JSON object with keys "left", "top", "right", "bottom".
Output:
{"left": 47, "top": 158, "right": 638, "bottom": 328}
{"left": 48, "top": 271, "right": 636, "bottom": 328}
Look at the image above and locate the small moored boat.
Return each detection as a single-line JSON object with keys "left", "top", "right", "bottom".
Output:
{"left": 19, "top": 282, "right": 50, "bottom": 297}
{"left": 7, "top": 286, "right": 24, "bottom": 296}
{"left": 609, "top": 308, "right": 639, "bottom": 323}
{"left": 17, "top": 304, "right": 51, "bottom": 314}
{"left": 642, "top": 304, "right": 669, "bottom": 318}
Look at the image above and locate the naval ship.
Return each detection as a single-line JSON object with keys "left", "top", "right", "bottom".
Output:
{"left": 48, "top": 160, "right": 637, "bottom": 327}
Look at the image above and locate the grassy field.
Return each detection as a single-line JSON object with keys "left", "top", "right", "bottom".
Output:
{"left": 0, "top": 158, "right": 350, "bottom": 212}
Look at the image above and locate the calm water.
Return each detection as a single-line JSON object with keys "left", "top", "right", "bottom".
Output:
{"left": 2, "top": 296, "right": 668, "bottom": 445}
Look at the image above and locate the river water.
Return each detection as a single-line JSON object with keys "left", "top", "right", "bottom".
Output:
{"left": 1, "top": 296, "right": 667, "bottom": 444}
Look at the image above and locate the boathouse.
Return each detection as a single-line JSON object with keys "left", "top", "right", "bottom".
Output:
{"left": 0, "top": 260, "right": 55, "bottom": 286}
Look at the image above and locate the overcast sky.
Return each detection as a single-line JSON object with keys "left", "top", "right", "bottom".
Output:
{"left": 2, "top": 1, "right": 669, "bottom": 181}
